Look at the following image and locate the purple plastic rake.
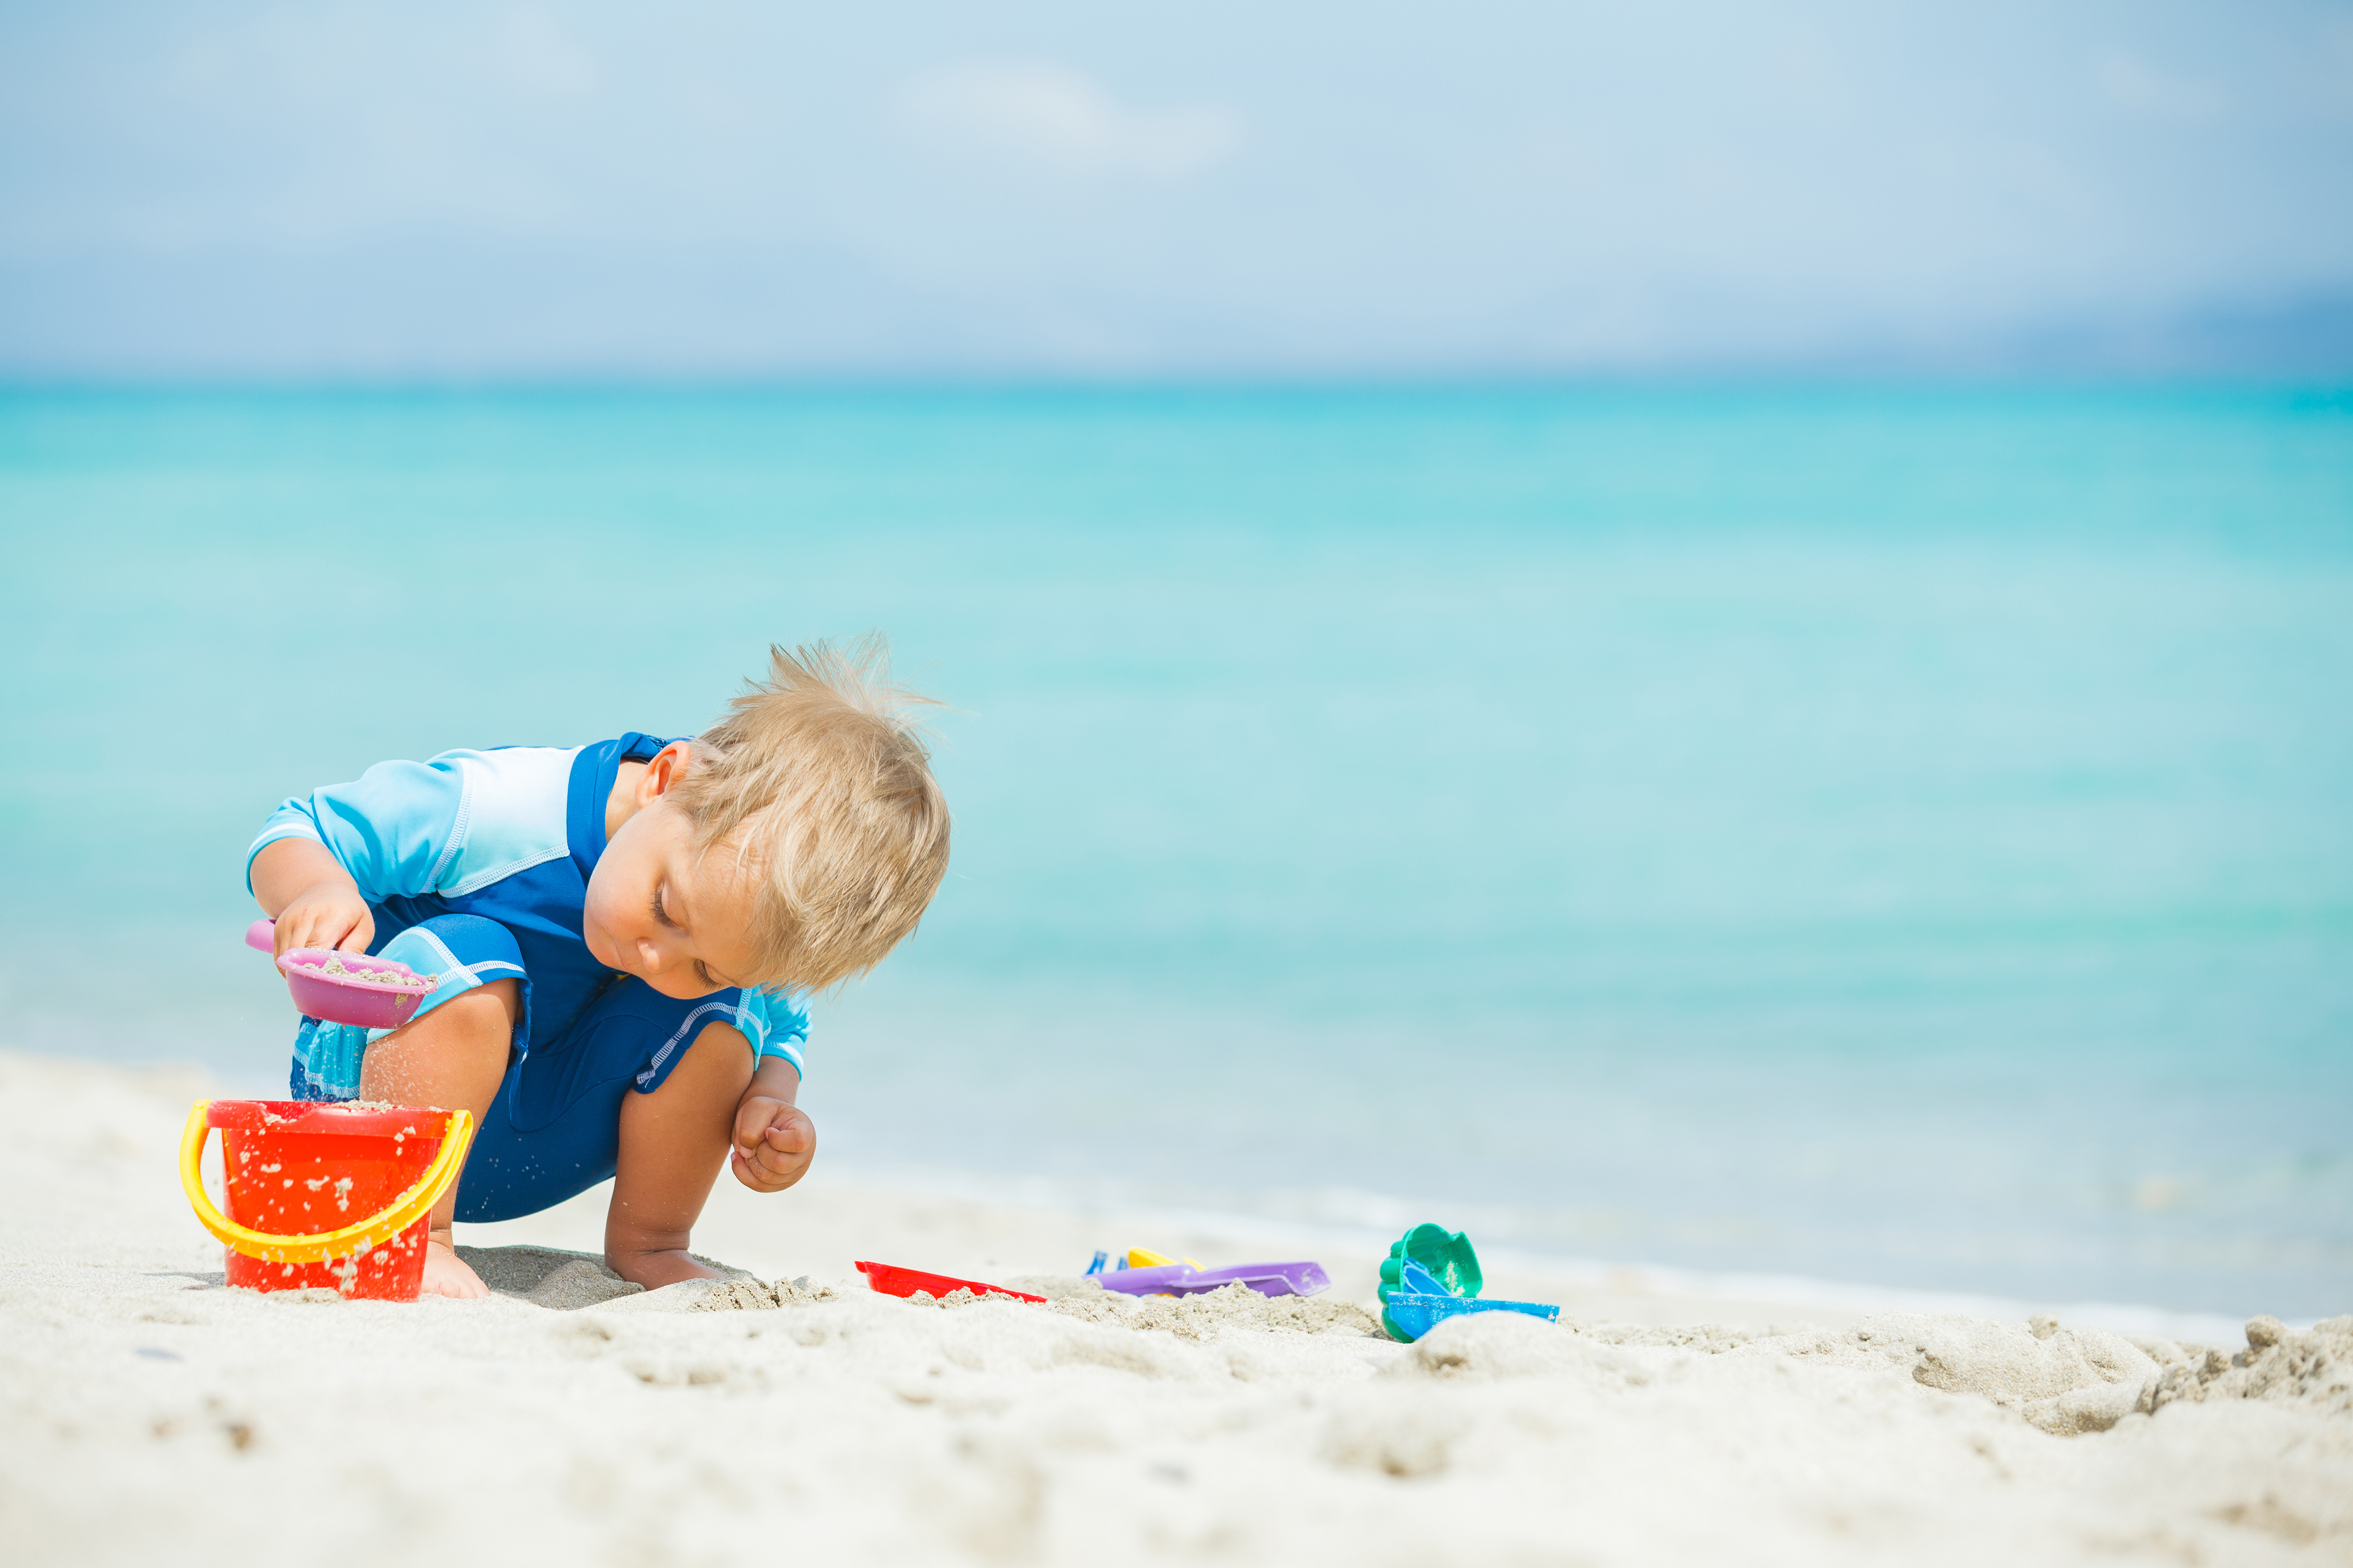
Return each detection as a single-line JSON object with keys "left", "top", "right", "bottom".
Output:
{"left": 1093, "top": 1260, "right": 1331, "bottom": 1298}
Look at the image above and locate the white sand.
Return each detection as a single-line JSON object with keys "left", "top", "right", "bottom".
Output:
{"left": 3, "top": 1052, "right": 2348, "bottom": 1566}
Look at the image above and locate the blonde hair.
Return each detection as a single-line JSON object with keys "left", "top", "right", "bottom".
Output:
{"left": 671, "top": 636, "right": 950, "bottom": 993}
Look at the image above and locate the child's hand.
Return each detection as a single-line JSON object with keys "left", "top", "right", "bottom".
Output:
{"left": 273, "top": 880, "right": 375, "bottom": 957}
{"left": 730, "top": 1095, "right": 816, "bottom": 1193}
{"left": 250, "top": 839, "right": 375, "bottom": 956}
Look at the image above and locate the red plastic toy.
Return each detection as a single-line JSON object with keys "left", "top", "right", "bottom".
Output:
{"left": 179, "top": 1098, "right": 474, "bottom": 1300}
{"left": 855, "top": 1260, "right": 1046, "bottom": 1303}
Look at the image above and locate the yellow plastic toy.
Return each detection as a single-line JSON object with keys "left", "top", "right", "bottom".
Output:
{"left": 1123, "top": 1247, "right": 1205, "bottom": 1269}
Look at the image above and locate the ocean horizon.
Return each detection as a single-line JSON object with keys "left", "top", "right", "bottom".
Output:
{"left": 3, "top": 381, "right": 2347, "bottom": 1321}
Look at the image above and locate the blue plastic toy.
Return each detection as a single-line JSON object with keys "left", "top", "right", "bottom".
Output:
{"left": 1382, "top": 1294, "right": 1563, "bottom": 1340}
{"left": 1399, "top": 1259, "right": 1447, "bottom": 1295}
{"left": 1376, "top": 1223, "right": 1560, "bottom": 1342}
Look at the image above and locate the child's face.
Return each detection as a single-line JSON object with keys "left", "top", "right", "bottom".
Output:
{"left": 583, "top": 756, "right": 766, "bottom": 1000}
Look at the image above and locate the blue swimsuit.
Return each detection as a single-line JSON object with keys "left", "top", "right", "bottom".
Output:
{"left": 247, "top": 733, "right": 808, "bottom": 1223}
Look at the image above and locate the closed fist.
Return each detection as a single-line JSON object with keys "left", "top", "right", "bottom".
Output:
{"left": 730, "top": 1096, "right": 816, "bottom": 1192}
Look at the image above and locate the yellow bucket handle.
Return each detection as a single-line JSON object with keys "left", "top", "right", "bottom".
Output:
{"left": 178, "top": 1100, "right": 475, "bottom": 1265}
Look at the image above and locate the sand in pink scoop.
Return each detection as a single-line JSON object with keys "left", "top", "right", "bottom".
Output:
{"left": 245, "top": 919, "right": 440, "bottom": 1028}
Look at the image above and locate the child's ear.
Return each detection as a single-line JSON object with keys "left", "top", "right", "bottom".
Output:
{"left": 641, "top": 742, "right": 692, "bottom": 801}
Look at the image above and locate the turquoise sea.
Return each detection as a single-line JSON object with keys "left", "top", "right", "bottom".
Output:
{"left": 2, "top": 385, "right": 2348, "bottom": 1320}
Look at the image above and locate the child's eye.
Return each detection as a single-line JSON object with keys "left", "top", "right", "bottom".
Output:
{"left": 651, "top": 888, "right": 679, "bottom": 928}
{"left": 695, "top": 960, "right": 715, "bottom": 988}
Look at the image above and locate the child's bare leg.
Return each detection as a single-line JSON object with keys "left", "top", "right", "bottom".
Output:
{"left": 358, "top": 979, "right": 519, "bottom": 1300}
{"left": 605, "top": 1022, "right": 753, "bottom": 1290}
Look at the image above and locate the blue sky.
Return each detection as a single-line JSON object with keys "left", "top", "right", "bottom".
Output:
{"left": 3, "top": 1, "right": 2349, "bottom": 376}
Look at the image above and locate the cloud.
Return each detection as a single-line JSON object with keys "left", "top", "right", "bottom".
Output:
{"left": 2095, "top": 50, "right": 2224, "bottom": 120}
{"left": 894, "top": 59, "right": 1242, "bottom": 178}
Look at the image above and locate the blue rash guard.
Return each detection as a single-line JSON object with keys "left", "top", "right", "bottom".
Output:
{"left": 247, "top": 733, "right": 808, "bottom": 1222}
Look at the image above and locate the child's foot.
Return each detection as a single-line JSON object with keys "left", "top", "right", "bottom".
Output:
{"left": 607, "top": 1247, "right": 725, "bottom": 1291}
{"left": 421, "top": 1238, "right": 490, "bottom": 1299}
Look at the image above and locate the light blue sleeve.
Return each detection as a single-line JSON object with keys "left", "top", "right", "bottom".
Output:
{"left": 245, "top": 756, "right": 470, "bottom": 904}
{"left": 732, "top": 989, "right": 810, "bottom": 1079}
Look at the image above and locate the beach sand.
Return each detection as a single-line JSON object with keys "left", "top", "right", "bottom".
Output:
{"left": 3, "top": 1052, "right": 2347, "bottom": 1566}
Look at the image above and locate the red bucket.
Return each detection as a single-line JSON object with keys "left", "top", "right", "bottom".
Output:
{"left": 180, "top": 1099, "right": 474, "bottom": 1301}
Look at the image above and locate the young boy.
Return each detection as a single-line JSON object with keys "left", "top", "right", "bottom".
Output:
{"left": 245, "top": 640, "right": 949, "bottom": 1298}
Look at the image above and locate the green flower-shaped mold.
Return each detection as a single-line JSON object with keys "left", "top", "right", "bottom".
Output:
{"left": 1376, "top": 1223, "right": 1484, "bottom": 1342}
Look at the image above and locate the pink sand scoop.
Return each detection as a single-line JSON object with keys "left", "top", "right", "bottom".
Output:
{"left": 244, "top": 919, "right": 440, "bottom": 1029}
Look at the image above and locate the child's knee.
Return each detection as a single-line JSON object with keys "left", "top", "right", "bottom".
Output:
{"left": 413, "top": 977, "right": 520, "bottom": 1043}
{"left": 470, "top": 976, "right": 522, "bottom": 1020}
{"left": 665, "top": 1022, "right": 755, "bottom": 1100}
{"left": 615, "top": 1025, "right": 755, "bottom": 1181}
{"left": 360, "top": 977, "right": 519, "bottom": 1103}
{"left": 625, "top": 1021, "right": 752, "bottom": 1119}
{"left": 372, "top": 978, "right": 517, "bottom": 1067}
